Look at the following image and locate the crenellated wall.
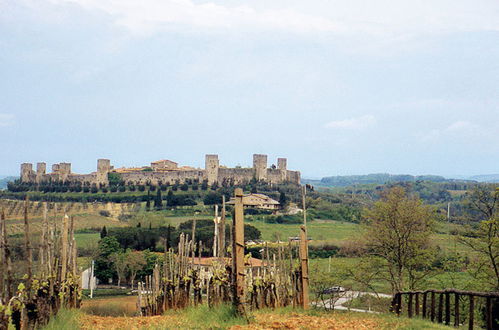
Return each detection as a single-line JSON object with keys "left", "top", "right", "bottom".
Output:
{"left": 19, "top": 154, "right": 301, "bottom": 186}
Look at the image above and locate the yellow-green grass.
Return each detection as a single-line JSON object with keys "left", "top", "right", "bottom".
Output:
{"left": 248, "top": 220, "right": 360, "bottom": 244}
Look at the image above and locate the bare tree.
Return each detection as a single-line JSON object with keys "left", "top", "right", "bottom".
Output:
{"left": 363, "top": 187, "right": 436, "bottom": 293}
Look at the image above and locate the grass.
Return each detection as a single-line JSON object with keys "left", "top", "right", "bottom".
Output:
{"left": 248, "top": 219, "right": 360, "bottom": 243}
{"left": 39, "top": 298, "right": 451, "bottom": 330}
{"left": 81, "top": 296, "right": 137, "bottom": 317}
{"left": 75, "top": 232, "right": 100, "bottom": 249}
{"left": 41, "top": 309, "right": 81, "bottom": 330}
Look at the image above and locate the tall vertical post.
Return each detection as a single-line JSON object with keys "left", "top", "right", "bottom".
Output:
{"left": 213, "top": 205, "right": 218, "bottom": 257}
{"left": 90, "top": 260, "right": 95, "bottom": 299}
{"left": 302, "top": 186, "right": 307, "bottom": 226}
{"left": 60, "top": 214, "right": 69, "bottom": 282}
{"left": 232, "top": 188, "right": 245, "bottom": 316}
{"left": 0, "top": 209, "right": 4, "bottom": 299}
{"left": 299, "top": 225, "right": 309, "bottom": 309}
{"left": 219, "top": 195, "right": 226, "bottom": 258}
{"left": 191, "top": 219, "right": 197, "bottom": 260}
{"left": 24, "top": 196, "right": 33, "bottom": 290}
{"left": 2, "top": 209, "right": 12, "bottom": 299}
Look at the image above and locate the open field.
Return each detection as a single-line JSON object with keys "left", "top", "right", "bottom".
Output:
{"left": 44, "top": 303, "right": 449, "bottom": 330}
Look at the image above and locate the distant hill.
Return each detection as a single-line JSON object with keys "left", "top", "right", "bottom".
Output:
{"left": 0, "top": 176, "right": 17, "bottom": 190}
{"left": 303, "top": 173, "right": 469, "bottom": 187}
{"left": 466, "top": 174, "right": 499, "bottom": 183}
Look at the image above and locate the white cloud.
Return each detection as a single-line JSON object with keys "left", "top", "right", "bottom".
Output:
{"left": 41, "top": 0, "right": 499, "bottom": 37}
{"left": 325, "top": 115, "right": 376, "bottom": 130}
{"left": 419, "top": 120, "right": 489, "bottom": 142}
{"left": 45, "top": 0, "right": 342, "bottom": 36}
{"left": 0, "top": 114, "right": 15, "bottom": 127}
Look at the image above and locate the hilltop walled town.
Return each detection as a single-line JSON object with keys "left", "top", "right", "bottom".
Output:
{"left": 19, "top": 154, "right": 300, "bottom": 186}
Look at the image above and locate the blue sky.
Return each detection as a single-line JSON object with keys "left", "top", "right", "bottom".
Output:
{"left": 1, "top": 0, "right": 498, "bottom": 178}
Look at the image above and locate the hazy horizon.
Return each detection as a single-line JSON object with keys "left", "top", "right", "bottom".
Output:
{"left": 1, "top": 1, "right": 498, "bottom": 178}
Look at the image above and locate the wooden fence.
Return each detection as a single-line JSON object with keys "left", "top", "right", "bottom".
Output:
{"left": 391, "top": 289, "right": 499, "bottom": 330}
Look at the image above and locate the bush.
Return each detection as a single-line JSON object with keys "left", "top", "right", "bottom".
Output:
{"left": 99, "top": 210, "right": 111, "bottom": 217}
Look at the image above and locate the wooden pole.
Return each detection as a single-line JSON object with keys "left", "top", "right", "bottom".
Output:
{"left": 24, "top": 196, "right": 33, "bottom": 289}
{"left": 60, "top": 214, "right": 69, "bottom": 282}
{"left": 438, "top": 293, "right": 443, "bottom": 323}
{"left": 213, "top": 205, "right": 218, "bottom": 257}
{"left": 3, "top": 208, "right": 12, "bottom": 299}
{"left": 299, "top": 225, "right": 309, "bottom": 309}
{"left": 445, "top": 292, "right": 450, "bottom": 325}
{"left": 191, "top": 219, "right": 196, "bottom": 260}
{"left": 415, "top": 292, "right": 420, "bottom": 316}
{"left": 219, "top": 195, "right": 226, "bottom": 258}
{"left": 486, "top": 297, "right": 492, "bottom": 330}
{"left": 454, "top": 293, "right": 460, "bottom": 327}
{"left": 422, "top": 292, "right": 427, "bottom": 318}
{"left": 302, "top": 186, "right": 307, "bottom": 226}
{"left": 468, "top": 295, "right": 474, "bottom": 330}
{"left": 0, "top": 209, "right": 4, "bottom": 300}
{"left": 431, "top": 291, "right": 436, "bottom": 322}
{"left": 408, "top": 292, "right": 413, "bottom": 318}
{"left": 232, "top": 188, "right": 245, "bottom": 316}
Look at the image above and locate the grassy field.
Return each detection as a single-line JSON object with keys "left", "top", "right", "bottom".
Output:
{"left": 248, "top": 219, "right": 360, "bottom": 243}
{"left": 44, "top": 303, "right": 450, "bottom": 329}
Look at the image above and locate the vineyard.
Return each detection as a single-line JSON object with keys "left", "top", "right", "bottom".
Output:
{"left": 0, "top": 199, "right": 81, "bottom": 329}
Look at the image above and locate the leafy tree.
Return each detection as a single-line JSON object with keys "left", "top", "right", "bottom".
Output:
{"left": 146, "top": 190, "right": 151, "bottom": 211}
{"left": 154, "top": 189, "right": 163, "bottom": 210}
{"left": 203, "top": 192, "right": 222, "bottom": 205}
{"left": 363, "top": 187, "right": 436, "bottom": 292}
{"left": 279, "top": 191, "right": 288, "bottom": 208}
{"left": 110, "top": 251, "right": 129, "bottom": 287}
{"left": 128, "top": 251, "right": 146, "bottom": 290}
{"left": 94, "top": 236, "right": 121, "bottom": 282}
{"left": 459, "top": 186, "right": 499, "bottom": 290}
{"left": 100, "top": 226, "right": 108, "bottom": 239}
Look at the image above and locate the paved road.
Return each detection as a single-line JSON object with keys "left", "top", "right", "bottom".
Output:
{"left": 314, "top": 291, "right": 392, "bottom": 313}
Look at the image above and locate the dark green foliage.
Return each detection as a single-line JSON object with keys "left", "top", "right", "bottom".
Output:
{"left": 154, "top": 189, "right": 163, "bottom": 210}
{"left": 279, "top": 191, "right": 288, "bottom": 207}
{"left": 203, "top": 192, "right": 222, "bottom": 205}
{"left": 100, "top": 226, "right": 108, "bottom": 239}
{"left": 94, "top": 236, "right": 121, "bottom": 282}
{"left": 108, "top": 173, "right": 122, "bottom": 186}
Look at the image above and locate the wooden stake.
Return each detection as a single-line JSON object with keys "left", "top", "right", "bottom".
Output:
{"left": 24, "top": 196, "right": 33, "bottom": 289}
{"left": 299, "top": 225, "right": 309, "bottom": 309}
{"left": 60, "top": 214, "right": 69, "bottom": 282}
{"left": 213, "top": 205, "right": 218, "bottom": 257}
{"left": 232, "top": 188, "right": 245, "bottom": 316}
{"left": 219, "top": 195, "right": 226, "bottom": 258}
{"left": 0, "top": 209, "right": 5, "bottom": 300}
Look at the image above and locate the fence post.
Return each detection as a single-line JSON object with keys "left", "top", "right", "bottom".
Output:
{"left": 232, "top": 188, "right": 245, "bottom": 316}
{"left": 422, "top": 292, "right": 427, "bottom": 319}
{"left": 454, "top": 293, "right": 459, "bottom": 327}
{"left": 408, "top": 293, "right": 413, "bottom": 318}
{"left": 431, "top": 291, "right": 436, "bottom": 321}
{"left": 445, "top": 292, "right": 451, "bottom": 325}
{"left": 299, "top": 225, "right": 309, "bottom": 309}
{"left": 415, "top": 292, "right": 420, "bottom": 317}
{"left": 468, "top": 295, "right": 474, "bottom": 330}
{"left": 486, "top": 297, "right": 492, "bottom": 330}
{"left": 438, "top": 293, "right": 443, "bottom": 323}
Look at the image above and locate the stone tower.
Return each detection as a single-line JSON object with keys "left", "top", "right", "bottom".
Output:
{"left": 277, "top": 158, "right": 287, "bottom": 171}
{"left": 20, "top": 163, "right": 34, "bottom": 183}
{"left": 96, "top": 159, "right": 111, "bottom": 186}
{"left": 205, "top": 154, "right": 219, "bottom": 185}
{"left": 277, "top": 158, "right": 287, "bottom": 181}
{"left": 253, "top": 154, "right": 268, "bottom": 181}
{"left": 58, "top": 163, "right": 72, "bottom": 182}
{"left": 36, "top": 162, "right": 46, "bottom": 183}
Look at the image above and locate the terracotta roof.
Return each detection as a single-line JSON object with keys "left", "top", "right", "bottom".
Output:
{"left": 189, "top": 257, "right": 265, "bottom": 268}
{"left": 151, "top": 159, "right": 177, "bottom": 164}
{"left": 226, "top": 193, "right": 280, "bottom": 206}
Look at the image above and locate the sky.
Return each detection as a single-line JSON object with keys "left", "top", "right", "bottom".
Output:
{"left": 1, "top": 0, "right": 498, "bottom": 178}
